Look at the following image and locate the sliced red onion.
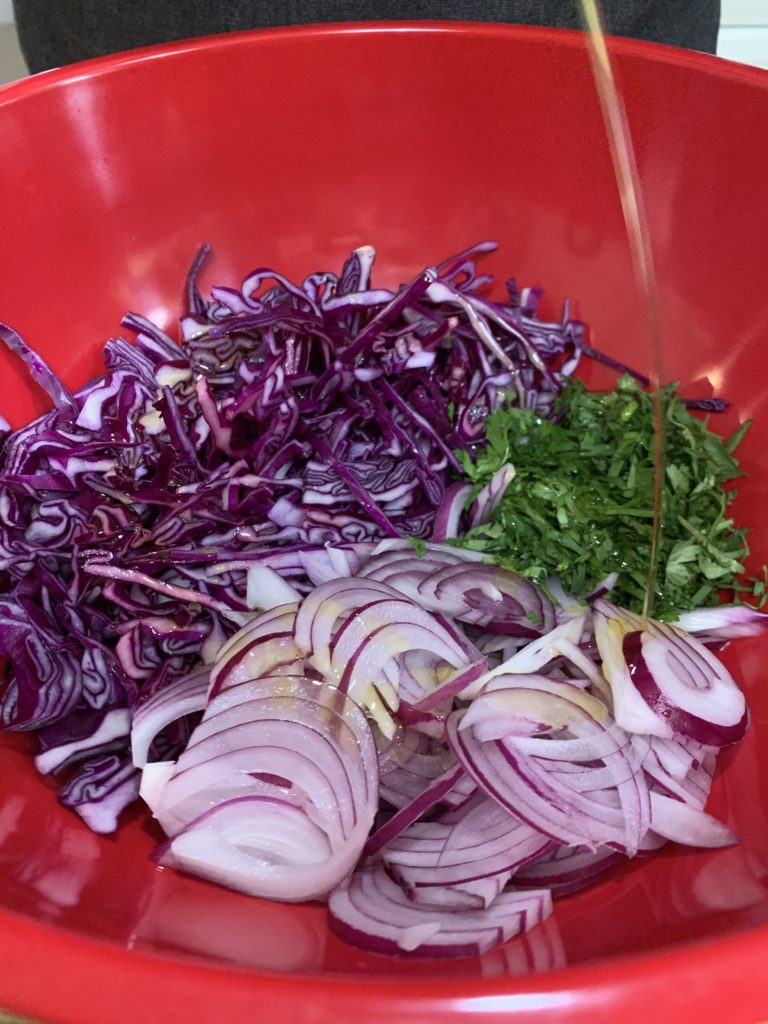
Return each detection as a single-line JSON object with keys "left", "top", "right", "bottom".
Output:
{"left": 636, "top": 830, "right": 669, "bottom": 855}
{"left": 155, "top": 678, "right": 375, "bottom": 841}
{"left": 298, "top": 546, "right": 359, "bottom": 585}
{"left": 140, "top": 760, "right": 176, "bottom": 811}
{"left": 649, "top": 791, "right": 737, "bottom": 848}
{"left": 211, "top": 604, "right": 298, "bottom": 679}
{"left": 408, "top": 872, "right": 513, "bottom": 912}
{"left": 157, "top": 677, "right": 375, "bottom": 820}
{"left": 439, "top": 770, "right": 477, "bottom": 811}
{"left": 642, "top": 735, "right": 714, "bottom": 809}
{"left": 158, "top": 795, "right": 367, "bottom": 903}
{"left": 293, "top": 577, "right": 403, "bottom": 675}
{"left": 584, "top": 572, "right": 620, "bottom": 603}
{"left": 468, "top": 463, "right": 516, "bottom": 529}
{"left": 593, "top": 600, "right": 748, "bottom": 746}
{"left": 375, "top": 725, "right": 429, "bottom": 776}
{"left": 378, "top": 739, "right": 455, "bottom": 810}
{"left": 472, "top": 633, "right": 529, "bottom": 664}
{"left": 245, "top": 565, "right": 302, "bottom": 610}
{"left": 151, "top": 676, "right": 377, "bottom": 901}
{"left": 325, "top": 598, "right": 472, "bottom": 730}
{"left": 432, "top": 482, "right": 472, "bottom": 542}
{"left": 480, "top": 614, "right": 588, "bottom": 690}
{"left": 382, "top": 794, "right": 552, "bottom": 888}
{"left": 365, "top": 764, "right": 466, "bottom": 855}
{"left": 514, "top": 843, "right": 626, "bottom": 897}
{"left": 367, "top": 538, "right": 488, "bottom": 563}
{"left": 131, "top": 666, "right": 209, "bottom": 769}
{"left": 328, "top": 864, "right": 551, "bottom": 957}
{"left": 650, "top": 735, "right": 695, "bottom": 782}
{"left": 363, "top": 560, "right": 443, "bottom": 602}
{"left": 447, "top": 677, "right": 650, "bottom": 854}
{"left": 544, "top": 576, "right": 581, "bottom": 611}
{"left": 156, "top": 735, "right": 343, "bottom": 843}
{"left": 210, "top": 632, "right": 302, "bottom": 697}
{"left": 414, "top": 563, "right": 556, "bottom": 638}
{"left": 671, "top": 604, "right": 768, "bottom": 642}
{"left": 399, "top": 657, "right": 488, "bottom": 719}
{"left": 546, "top": 634, "right": 612, "bottom": 703}
{"left": 209, "top": 604, "right": 301, "bottom": 697}
{"left": 362, "top": 550, "right": 474, "bottom": 577}
{"left": 329, "top": 599, "right": 469, "bottom": 678}
{"left": 356, "top": 542, "right": 489, "bottom": 603}
{"left": 395, "top": 650, "right": 447, "bottom": 712}
{"left": 128, "top": 560, "right": 750, "bottom": 947}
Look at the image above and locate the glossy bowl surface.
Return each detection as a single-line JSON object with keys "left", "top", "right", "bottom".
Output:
{"left": 1, "top": 21, "right": 768, "bottom": 1024}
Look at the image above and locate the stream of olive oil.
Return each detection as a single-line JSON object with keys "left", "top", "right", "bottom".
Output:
{"left": 578, "top": 0, "right": 665, "bottom": 618}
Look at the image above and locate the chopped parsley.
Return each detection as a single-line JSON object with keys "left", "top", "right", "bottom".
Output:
{"left": 408, "top": 536, "right": 428, "bottom": 556}
{"left": 454, "top": 374, "right": 761, "bottom": 618}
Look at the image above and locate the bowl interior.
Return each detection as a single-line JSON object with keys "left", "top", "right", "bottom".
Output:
{"left": 1, "top": 21, "right": 768, "bottom": 1022}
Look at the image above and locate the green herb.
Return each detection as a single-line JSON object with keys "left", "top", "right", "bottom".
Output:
{"left": 454, "top": 374, "right": 762, "bottom": 618}
{"left": 408, "top": 536, "right": 428, "bottom": 556}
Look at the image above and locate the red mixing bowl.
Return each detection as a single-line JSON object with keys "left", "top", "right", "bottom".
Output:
{"left": 1, "top": 21, "right": 768, "bottom": 1024}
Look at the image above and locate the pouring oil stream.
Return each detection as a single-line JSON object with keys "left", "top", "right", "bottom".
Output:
{"left": 578, "top": 0, "right": 666, "bottom": 618}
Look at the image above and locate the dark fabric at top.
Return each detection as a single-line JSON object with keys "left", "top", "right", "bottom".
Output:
{"left": 14, "top": 0, "right": 721, "bottom": 74}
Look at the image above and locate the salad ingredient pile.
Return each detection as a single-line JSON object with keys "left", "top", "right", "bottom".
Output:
{"left": 137, "top": 542, "right": 758, "bottom": 957}
{"left": 0, "top": 243, "right": 764, "bottom": 958}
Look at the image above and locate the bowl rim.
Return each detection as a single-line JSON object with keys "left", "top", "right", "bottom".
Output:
{"left": 2, "top": 19, "right": 768, "bottom": 1024}
{"left": 2, "top": 16, "right": 768, "bottom": 106}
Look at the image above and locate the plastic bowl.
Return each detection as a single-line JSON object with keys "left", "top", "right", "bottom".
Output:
{"left": 1, "top": 21, "right": 768, "bottom": 1024}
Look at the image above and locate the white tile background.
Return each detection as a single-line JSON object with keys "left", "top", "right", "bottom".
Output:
{"left": 719, "top": 0, "right": 768, "bottom": 67}
{"left": 0, "top": 1, "right": 767, "bottom": 79}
